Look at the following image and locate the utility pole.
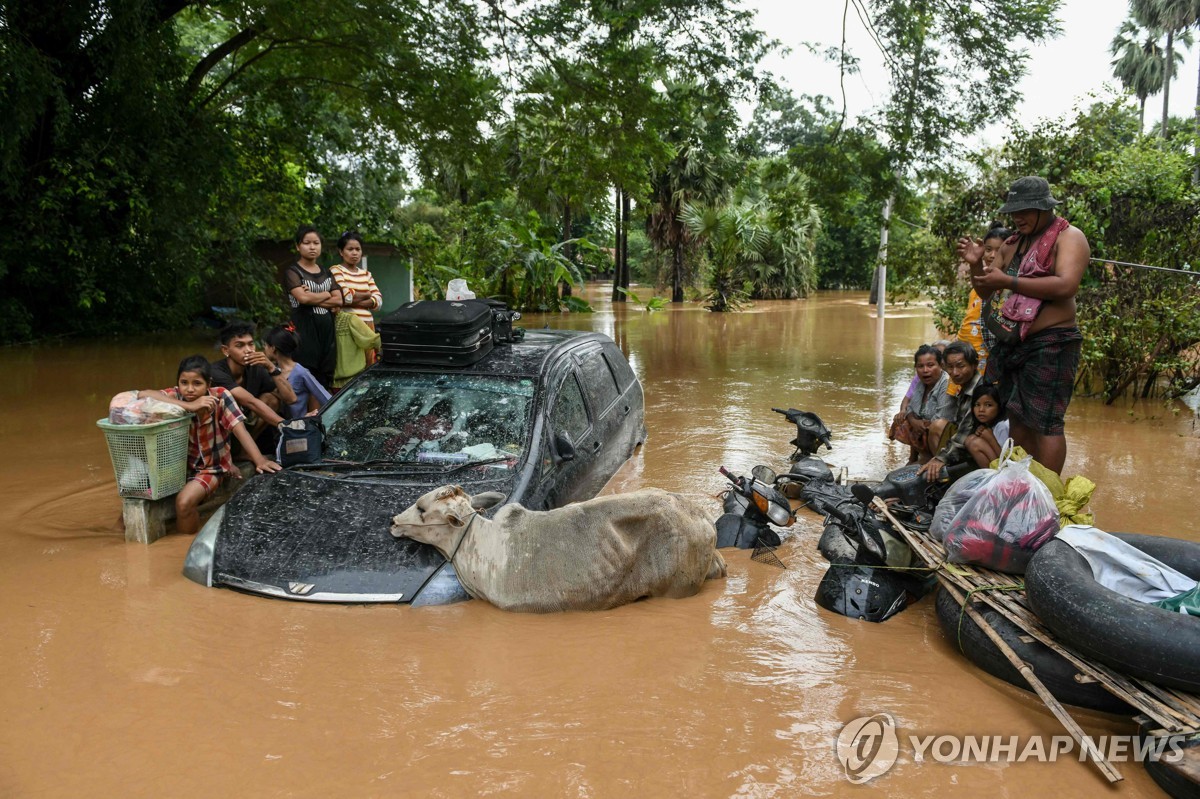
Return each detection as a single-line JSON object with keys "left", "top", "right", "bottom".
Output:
{"left": 876, "top": 195, "right": 893, "bottom": 319}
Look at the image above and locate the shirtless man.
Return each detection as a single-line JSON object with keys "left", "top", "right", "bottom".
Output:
{"left": 956, "top": 176, "right": 1089, "bottom": 475}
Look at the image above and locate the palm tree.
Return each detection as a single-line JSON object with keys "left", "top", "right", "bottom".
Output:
{"left": 645, "top": 82, "right": 739, "bottom": 303}
{"left": 679, "top": 200, "right": 769, "bottom": 312}
{"left": 1111, "top": 19, "right": 1170, "bottom": 132}
{"left": 1130, "top": 0, "right": 1200, "bottom": 138}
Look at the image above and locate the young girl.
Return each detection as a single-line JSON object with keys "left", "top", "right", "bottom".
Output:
{"left": 141, "top": 355, "right": 281, "bottom": 535}
{"left": 282, "top": 225, "right": 340, "bottom": 390}
{"left": 965, "top": 382, "right": 1007, "bottom": 467}
{"left": 333, "top": 310, "right": 382, "bottom": 389}
{"left": 330, "top": 230, "right": 384, "bottom": 330}
{"left": 262, "top": 325, "right": 332, "bottom": 419}
{"left": 961, "top": 222, "right": 1012, "bottom": 376}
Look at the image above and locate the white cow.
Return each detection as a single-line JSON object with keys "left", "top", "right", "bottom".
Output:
{"left": 391, "top": 485, "right": 727, "bottom": 612}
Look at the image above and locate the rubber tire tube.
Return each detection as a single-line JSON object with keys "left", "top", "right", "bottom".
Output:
{"left": 1139, "top": 721, "right": 1200, "bottom": 799}
{"left": 934, "top": 585, "right": 1133, "bottom": 715}
{"left": 1025, "top": 532, "right": 1200, "bottom": 694}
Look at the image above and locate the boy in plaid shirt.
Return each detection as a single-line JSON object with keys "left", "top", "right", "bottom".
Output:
{"left": 141, "top": 355, "right": 281, "bottom": 534}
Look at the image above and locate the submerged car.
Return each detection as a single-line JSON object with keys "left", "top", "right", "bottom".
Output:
{"left": 183, "top": 329, "right": 646, "bottom": 605}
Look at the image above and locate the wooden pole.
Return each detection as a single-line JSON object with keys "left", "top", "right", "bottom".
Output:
{"left": 935, "top": 578, "right": 1122, "bottom": 783}
{"left": 868, "top": 498, "right": 1129, "bottom": 782}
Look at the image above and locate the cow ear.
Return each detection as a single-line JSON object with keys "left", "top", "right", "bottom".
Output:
{"left": 469, "top": 491, "right": 505, "bottom": 511}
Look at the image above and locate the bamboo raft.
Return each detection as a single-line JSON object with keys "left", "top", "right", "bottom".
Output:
{"left": 870, "top": 498, "right": 1200, "bottom": 784}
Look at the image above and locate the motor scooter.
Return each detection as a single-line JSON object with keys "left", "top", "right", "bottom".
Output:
{"left": 773, "top": 407, "right": 971, "bottom": 525}
{"left": 714, "top": 465, "right": 795, "bottom": 549}
{"left": 813, "top": 484, "right": 935, "bottom": 622}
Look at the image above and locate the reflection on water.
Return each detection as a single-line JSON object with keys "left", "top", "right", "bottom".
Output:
{"left": 0, "top": 288, "right": 1192, "bottom": 797}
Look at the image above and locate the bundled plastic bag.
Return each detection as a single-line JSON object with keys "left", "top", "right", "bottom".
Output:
{"left": 108, "top": 391, "right": 187, "bottom": 425}
{"left": 989, "top": 445, "right": 1096, "bottom": 528}
{"left": 930, "top": 468, "right": 995, "bottom": 542}
{"left": 943, "top": 449, "right": 1059, "bottom": 574}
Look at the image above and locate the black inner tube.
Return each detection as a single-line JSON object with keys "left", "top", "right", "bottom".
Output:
{"left": 934, "top": 586, "right": 1133, "bottom": 715}
{"left": 1025, "top": 532, "right": 1200, "bottom": 694}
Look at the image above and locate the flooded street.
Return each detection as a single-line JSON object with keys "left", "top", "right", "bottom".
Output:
{"left": 2, "top": 290, "right": 1197, "bottom": 798}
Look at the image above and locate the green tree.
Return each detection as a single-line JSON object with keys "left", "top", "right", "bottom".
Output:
{"left": 478, "top": 0, "right": 770, "bottom": 302}
{"left": 1130, "top": 0, "right": 1200, "bottom": 139}
{"left": 1110, "top": 18, "right": 1175, "bottom": 132}
{"left": 645, "top": 82, "right": 741, "bottom": 303}
{"left": 860, "top": 0, "right": 1062, "bottom": 302}
{"left": 0, "top": 0, "right": 494, "bottom": 341}
{"left": 680, "top": 200, "right": 767, "bottom": 312}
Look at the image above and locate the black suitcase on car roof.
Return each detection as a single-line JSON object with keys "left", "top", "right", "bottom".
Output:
{"left": 379, "top": 300, "right": 494, "bottom": 366}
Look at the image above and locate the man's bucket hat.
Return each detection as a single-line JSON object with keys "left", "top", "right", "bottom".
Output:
{"left": 998, "top": 176, "right": 1060, "bottom": 213}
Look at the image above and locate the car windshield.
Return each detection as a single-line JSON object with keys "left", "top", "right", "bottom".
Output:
{"left": 320, "top": 371, "right": 535, "bottom": 466}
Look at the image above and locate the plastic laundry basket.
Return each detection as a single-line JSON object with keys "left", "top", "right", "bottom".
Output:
{"left": 96, "top": 416, "right": 192, "bottom": 500}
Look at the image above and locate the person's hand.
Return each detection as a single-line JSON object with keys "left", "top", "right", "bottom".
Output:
{"left": 243, "top": 350, "right": 271, "bottom": 368}
{"left": 255, "top": 458, "right": 283, "bottom": 474}
{"left": 305, "top": 409, "right": 320, "bottom": 417}
{"left": 918, "top": 458, "right": 944, "bottom": 481}
{"left": 183, "top": 395, "right": 219, "bottom": 415}
{"left": 957, "top": 236, "right": 984, "bottom": 267}
{"left": 972, "top": 266, "right": 1012, "bottom": 293}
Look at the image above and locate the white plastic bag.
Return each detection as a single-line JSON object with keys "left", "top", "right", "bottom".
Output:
{"left": 108, "top": 391, "right": 187, "bottom": 425}
{"left": 930, "top": 468, "right": 995, "bottom": 542}
{"left": 445, "top": 278, "right": 476, "bottom": 301}
{"left": 943, "top": 449, "right": 1059, "bottom": 574}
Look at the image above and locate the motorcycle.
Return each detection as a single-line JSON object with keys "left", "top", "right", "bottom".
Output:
{"left": 714, "top": 465, "right": 795, "bottom": 549}
{"left": 773, "top": 407, "right": 971, "bottom": 528}
{"left": 813, "top": 483, "right": 936, "bottom": 622}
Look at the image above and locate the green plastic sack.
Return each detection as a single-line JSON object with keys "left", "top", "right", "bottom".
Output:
{"left": 989, "top": 446, "right": 1095, "bottom": 528}
{"left": 1153, "top": 585, "right": 1200, "bottom": 617}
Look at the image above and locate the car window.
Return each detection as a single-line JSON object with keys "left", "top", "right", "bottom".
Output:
{"left": 578, "top": 348, "right": 619, "bottom": 411}
{"left": 320, "top": 372, "right": 534, "bottom": 465}
{"left": 550, "top": 373, "right": 589, "bottom": 441}
{"left": 602, "top": 347, "right": 636, "bottom": 390}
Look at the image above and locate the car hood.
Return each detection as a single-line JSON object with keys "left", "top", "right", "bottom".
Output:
{"left": 211, "top": 467, "right": 516, "bottom": 602}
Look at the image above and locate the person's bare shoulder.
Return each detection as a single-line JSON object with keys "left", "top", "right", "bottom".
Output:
{"left": 1057, "top": 225, "right": 1091, "bottom": 257}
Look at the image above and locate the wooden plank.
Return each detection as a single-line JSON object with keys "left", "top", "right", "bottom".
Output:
{"left": 936, "top": 577, "right": 1123, "bottom": 783}
{"left": 875, "top": 501, "right": 1199, "bottom": 730}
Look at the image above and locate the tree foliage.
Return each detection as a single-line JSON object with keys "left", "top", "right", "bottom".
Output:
{"left": 916, "top": 98, "right": 1200, "bottom": 402}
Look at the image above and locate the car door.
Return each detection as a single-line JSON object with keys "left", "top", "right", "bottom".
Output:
{"left": 538, "top": 366, "right": 595, "bottom": 508}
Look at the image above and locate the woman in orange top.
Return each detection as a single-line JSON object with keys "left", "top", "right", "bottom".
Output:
{"left": 330, "top": 230, "right": 384, "bottom": 365}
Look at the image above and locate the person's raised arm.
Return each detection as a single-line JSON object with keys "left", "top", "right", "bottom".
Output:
{"left": 974, "top": 227, "right": 1088, "bottom": 301}
{"left": 242, "top": 351, "right": 297, "bottom": 405}
{"left": 140, "top": 389, "right": 217, "bottom": 416}
{"left": 227, "top": 385, "right": 284, "bottom": 427}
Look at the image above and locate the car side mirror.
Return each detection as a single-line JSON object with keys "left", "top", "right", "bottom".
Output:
{"left": 553, "top": 431, "right": 576, "bottom": 463}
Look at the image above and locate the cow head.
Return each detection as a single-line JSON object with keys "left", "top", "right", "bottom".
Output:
{"left": 390, "top": 485, "right": 505, "bottom": 554}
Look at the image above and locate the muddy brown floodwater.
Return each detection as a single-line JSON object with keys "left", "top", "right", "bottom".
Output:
{"left": 1, "top": 289, "right": 1197, "bottom": 798}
